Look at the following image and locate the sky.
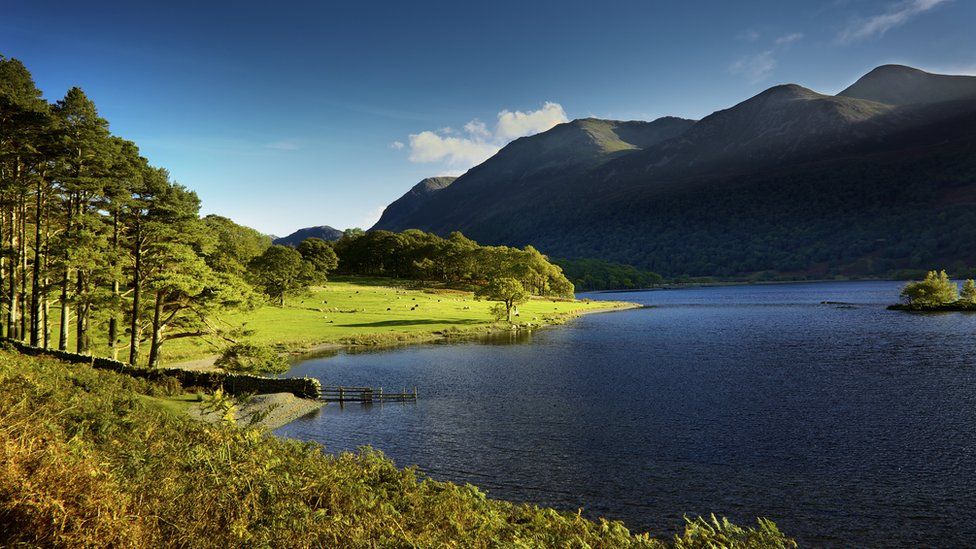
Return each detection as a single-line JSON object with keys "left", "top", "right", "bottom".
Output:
{"left": 2, "top": 0, "right": 974, "bottom": 236}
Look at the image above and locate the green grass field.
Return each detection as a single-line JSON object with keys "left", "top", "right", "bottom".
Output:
{"left": 155, "top": 277, "right": 636, "bottom": 364}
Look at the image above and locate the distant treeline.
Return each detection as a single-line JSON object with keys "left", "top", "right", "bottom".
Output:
{"left": 331, "top": 229, "right": 575, "bottom": 298}
{"left": 554, "top": 258, "right": 663, "bottom": 291}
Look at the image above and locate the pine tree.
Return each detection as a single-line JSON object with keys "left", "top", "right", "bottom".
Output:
{"left": 961, "top": 279, "right": 976, "bottom": 304}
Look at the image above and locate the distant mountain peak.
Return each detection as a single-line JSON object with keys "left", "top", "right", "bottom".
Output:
{"left": 413, "top": 176, "right": 457, "bottom": 194}
{"left": 839, "top": 64, "right": 976, "bottom": 106}
{"left": 272, "top": 225, "right": 344, "bottom": 246}
{"left": 370, "top": 176, "right": 458, "bottom": 231}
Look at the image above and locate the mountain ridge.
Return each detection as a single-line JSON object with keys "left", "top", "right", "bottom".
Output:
{"left": 372, "top": 64, "right": 976, "bottom": 278}
{"left": 273, "top": 225, "right": 344, "bottom": 247}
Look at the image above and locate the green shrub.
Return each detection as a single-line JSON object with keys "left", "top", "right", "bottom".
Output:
{"left": 214, "top": 342, "right": 289, "bottom": 374}
{"left": 673, "top": 515, "right": 797, "bottom": 548}
{"left": 961, "top": 279, "right": 976, "bottom": 304}
{"left": 900, "top": 270, "right": 959, "bottom": 306}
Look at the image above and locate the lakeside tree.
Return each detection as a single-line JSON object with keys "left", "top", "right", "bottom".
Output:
{"left": 961, "top": 279, "right": 976, "bottom": 304}
{"left": 475, "top": 277, "right": 528, "bottom": 322}
{"left": 248, "top": 244, "right": 314, "bottom": 306}
{"left": 296, "top": 237, "right": 338, "bottom": 282}
{"left": 900, "top": 270, "right": 959, "bottom": 307}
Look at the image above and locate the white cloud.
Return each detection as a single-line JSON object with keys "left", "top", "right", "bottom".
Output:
{"left": 737, "top": 29, "right": 760, "bottom": 42}
{"left": 775, "top": 32, "right": 804, "bottom": 45}
{"left": 730, "top": 50, "right": 777, "bottom": 82}
{"left": 399, "top": 102, "right": 568, "bottom": 169}
{"left": 837, "top": 0, "right": 950, "bottom": 43}
{"left": 407, "top": 131, "right": 500, "bottom": 166}
{"left": 729, "top": 31, "right": 803, "bottom": 83}
{"left": 360, "top": 204, "right": 387, "bottom": 228}
{"left": 390, "top": 141, "right": 404, "bottom": 150}
{"left": 463, "top": 120, "right": 491, "bottom": 139}
{"left": 495, "top": 102, "right": 569, "bottom": 142}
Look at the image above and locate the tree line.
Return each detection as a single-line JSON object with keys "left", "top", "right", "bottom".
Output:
{"left": 330, "top": 228, "right": 574, "bottom": 298}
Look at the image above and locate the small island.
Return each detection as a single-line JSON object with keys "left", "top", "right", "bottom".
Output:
{"left": 888, "top": 270, "right": 976, "bottom": 311}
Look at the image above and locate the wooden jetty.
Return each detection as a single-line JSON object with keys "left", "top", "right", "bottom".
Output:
{"left": 320, "top": 385, "right": 418, "bottom": 403}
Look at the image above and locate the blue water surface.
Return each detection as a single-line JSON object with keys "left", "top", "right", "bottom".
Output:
{"left": 276, "top": 281, "right": 976, "bottom": 546}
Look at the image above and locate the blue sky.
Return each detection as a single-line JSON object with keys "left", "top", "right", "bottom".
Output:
{"left": 2, "top": 0, "right": 974, "bottom": 236}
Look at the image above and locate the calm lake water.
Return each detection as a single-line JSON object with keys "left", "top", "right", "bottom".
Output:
{"left": 276, "top": 281, "right": 976, "bottom": 546}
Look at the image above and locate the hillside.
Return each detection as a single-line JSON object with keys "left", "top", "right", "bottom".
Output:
{"left": 273, "top": 225, "right": 344, "bottom": 246}
{"left": 839, "top": 64, "right": 976, "bottom": 106}
{"left": 372, "top": 176, "right": 456, "bottom": 230}
{"left": 372, "top": 117, "right": 695, "bottom": 234}
{"left": 373, "top": 65, "right": 976, "bottom": 278}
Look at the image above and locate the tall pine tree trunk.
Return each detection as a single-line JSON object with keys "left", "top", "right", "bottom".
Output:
{"left": 76, "top": 269, "right": 87, "bottom": 353}
{"left": 147, "top": 290, "right": 163, "bottom": 368}
{"left": 75, "top": 198, "right": 88, "bottom": 354}
{"left": 8, "top": 205, "right": 19, "bottom": 340}
{"left": 0, "top": 198, "right": 6, "bottom": 340}
{"left": 42, "top": 297, "right": 50, "bottom": 348}
{"left": 19, "top": 193, "right": 29, "bottom": 342}
{"left": 128, "top": 229, "right": 142, "bottom": 365}
{"left": 108, "top": 208, "right": 119, "bottom": 359}
{"left": 58, "top": 195, "right": 73, "bottom": 351}
{"left": 29, "top": 179, "right": 42, "bottom": 345}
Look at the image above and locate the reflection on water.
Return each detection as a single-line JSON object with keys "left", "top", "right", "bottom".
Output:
{"left": 276, "top": 281, "right": 976, "bottom": 546}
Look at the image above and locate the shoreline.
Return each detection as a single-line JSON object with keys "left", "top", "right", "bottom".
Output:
{"left": 592, "top": 277, "right": 909, "bottom": 294}
{"left": 166, "top": 300, "right": 642, "bottom": 373}
{"left": 165, "top": 301, "right": 642, "bottom": 430}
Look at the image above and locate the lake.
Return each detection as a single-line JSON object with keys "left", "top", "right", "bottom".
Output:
{"left": 276, "top": 281, "right": 976, "bottom": 546}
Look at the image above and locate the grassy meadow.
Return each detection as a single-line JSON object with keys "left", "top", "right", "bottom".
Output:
{"left": 158, "top": 276, "right": 636, "bottom": 364}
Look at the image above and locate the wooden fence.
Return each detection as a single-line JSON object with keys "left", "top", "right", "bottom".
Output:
{"left": 320, "top": 385, "right": 417, "bottom": 403}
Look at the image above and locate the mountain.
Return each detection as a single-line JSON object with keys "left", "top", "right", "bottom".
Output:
{"left": 373, "top": 117, "right": 695, "bottom": 233}
{"left": 373, "top": 65, "right": 976, "bottom": 279}
{"left": 373, "top": 176, "right": 456, "bottom": 231}
{"left": 839, "top": 64, "right": 976, "bottom": 106}
{"left": 273, "top": 225, "right": 344, "bottom": 246}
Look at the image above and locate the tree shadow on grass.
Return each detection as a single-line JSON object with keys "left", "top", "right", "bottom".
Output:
{"left": 340, "top": 319, "right": 485, "bottom": 328}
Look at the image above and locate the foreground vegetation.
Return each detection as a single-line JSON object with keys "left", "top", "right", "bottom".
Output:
{"left": 0, "top": 349, "right": 795, "bottom": 547}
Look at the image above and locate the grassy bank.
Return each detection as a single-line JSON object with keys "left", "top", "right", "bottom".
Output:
{"left": 0, "top": 349, "right": 795, "bottom": 547}
{"left": 159, "top": 276, "right": 638, "bottom": 365}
